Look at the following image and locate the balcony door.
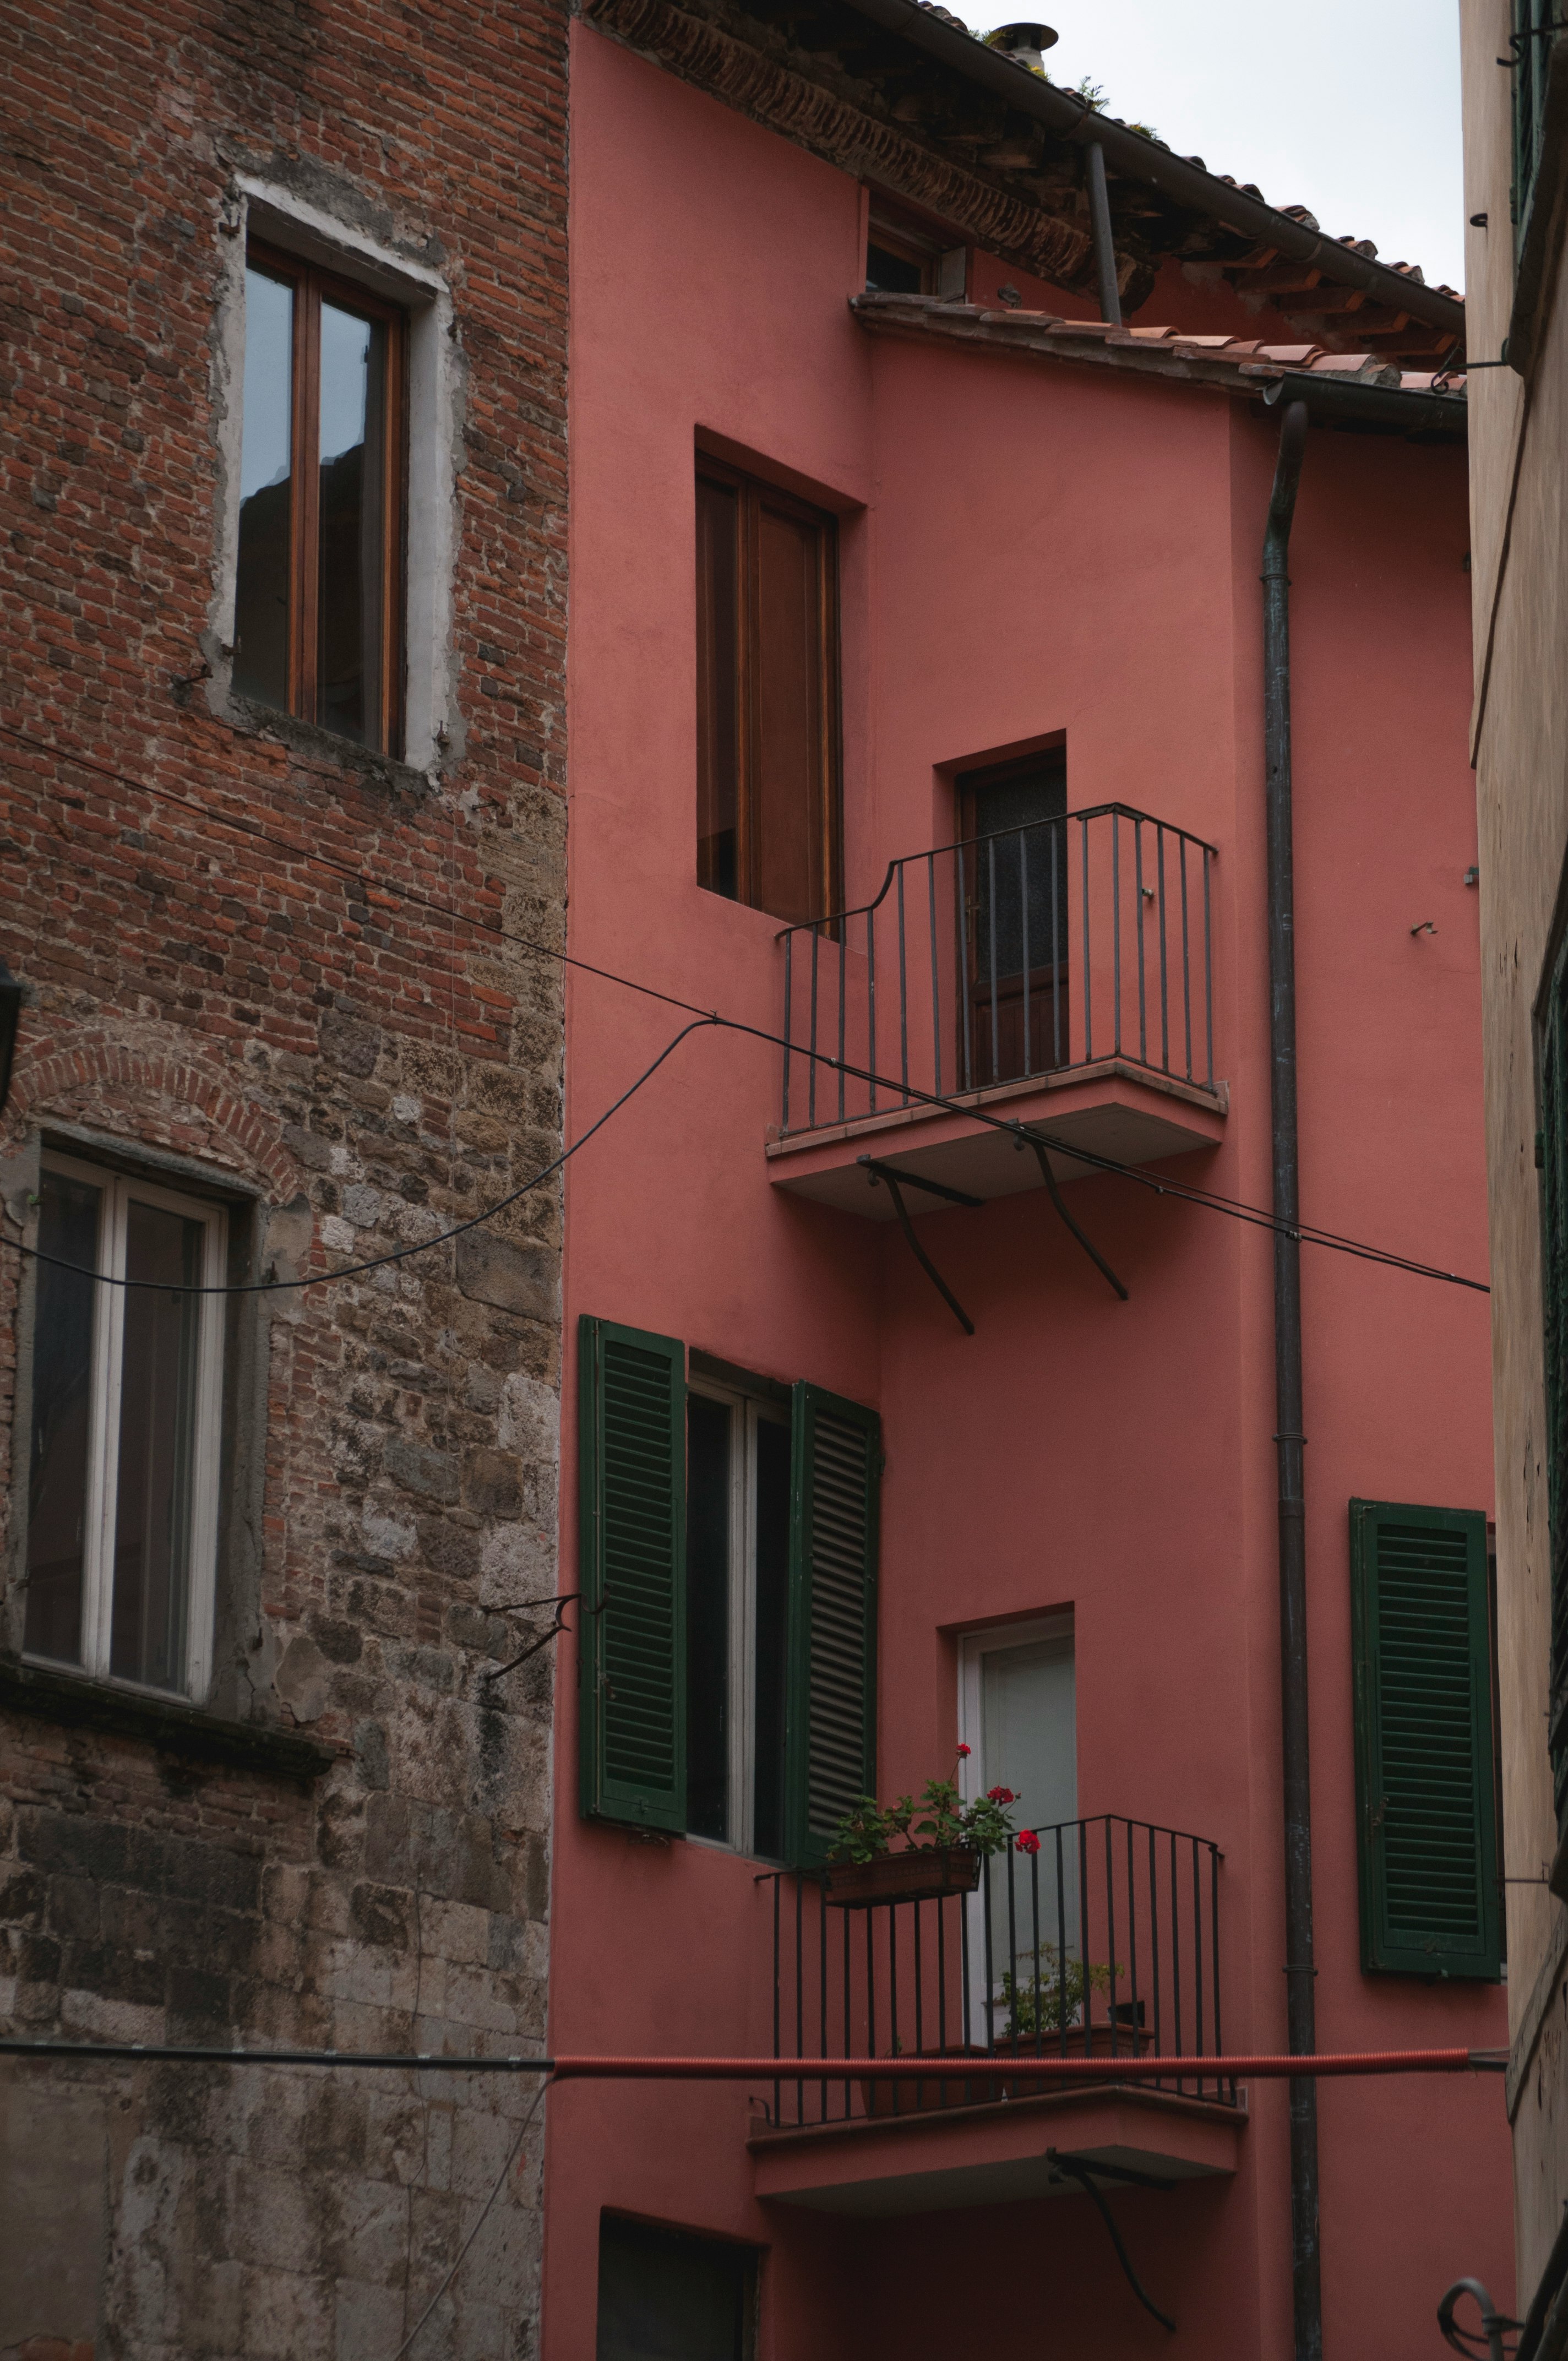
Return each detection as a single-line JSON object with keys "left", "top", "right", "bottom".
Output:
{"left": 959, "top": 1616, "right": 1077, "bottom": 2044}
{"left": 957, "top": 750, "right": 1069, "bottom": 1088}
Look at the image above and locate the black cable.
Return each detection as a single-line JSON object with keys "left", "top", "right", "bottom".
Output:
{"left": 0, "top": 1018, "right": 715, "bottom": 1293}
{"left": 0, "top": 722, "right": 1490, "bottom": 1296}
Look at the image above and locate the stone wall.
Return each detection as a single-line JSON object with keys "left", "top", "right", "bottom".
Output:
{"left": 0, "top": 0, "right": 569, "bottom": 2349}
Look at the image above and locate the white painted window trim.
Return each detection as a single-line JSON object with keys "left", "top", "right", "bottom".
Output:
{"left": 687, "top": 1377, "right": 790, "bottom": 1859}
{"left": 209, "top": 176, "right": 460, "bottom": 774}
{"left": 28, "top": 1151, "right": 227, "bottom": 1702}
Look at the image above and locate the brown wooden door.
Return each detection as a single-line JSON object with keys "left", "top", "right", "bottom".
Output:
{"left": 957, "top": 752, "right": 1069, "bottom": 1088}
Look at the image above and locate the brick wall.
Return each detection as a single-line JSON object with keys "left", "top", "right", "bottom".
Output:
{"left": 0, "top": 0, "right": 569, "bottom": 2351}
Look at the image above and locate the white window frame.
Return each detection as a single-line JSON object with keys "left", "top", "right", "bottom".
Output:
{"left": 26, "top": 1151, "right": 227, "bottom": 1701}
{"left": 687, "top": 1377, "right": 791, "bottom": 1859}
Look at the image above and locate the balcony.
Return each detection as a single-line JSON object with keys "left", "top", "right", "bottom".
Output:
{"left": 750, "top": 1816, "right": 1245, "bottom": 2217}
{"left": 769, "top": 807, "right": 1226, "bottom": 1216}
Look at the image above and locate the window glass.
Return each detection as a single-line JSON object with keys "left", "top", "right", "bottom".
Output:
{"left": 234, "top": 264, "right": 295, "bottom": 712}
{"left": 686, "top": 1391, "right": 732, "bottom": 1843}
{"left": 108, "top": 1199, "right": 203, "bottom": 1691}
{"left": 317, "top": 301, "right": 388, "bottom": 746}
{"left": 694, "top": 461, "right": 839, "bottom": 924}
{"left": 596, "top": 2216, "right": 753, "bottom": 2361}
{"left": 24, "top": 1168, "right": 102, "bottom": 1667}
{"left": 695, "top": 476, "right": 741, "bottom": 899}
{"left": 234, "top": 248, "right": 401, "bottom": 754}
{"left": 22, "top": 1158, "right": 225, "bottom": 1699}
{"left": 684, "top": 1386, "right": 791, "bottom": 1855}
{"left": 752, "top": 1417, "right": 790, "bottom": 1859}
{"left": 865, "top": 241, "right": 925, "bottom": 294}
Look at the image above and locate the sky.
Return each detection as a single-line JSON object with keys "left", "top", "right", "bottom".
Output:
{"left": 968, "top": 0, "right": 1465, "bottom": 296}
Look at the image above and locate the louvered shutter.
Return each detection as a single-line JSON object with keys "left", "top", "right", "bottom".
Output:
{"left": 1539, "top": 935, "right": 1568, "bottom": 1845}
{"left": 578, "top": 1315, "right": 686, "bottom": 1831}
{"left": 1349, "top": 1500, "right": 1500, "bottom": 1979}
{"left": 784, "top": 1384, "right": 880, "bottom": 1869}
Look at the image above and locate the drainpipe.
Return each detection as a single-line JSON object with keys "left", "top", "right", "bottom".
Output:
{"left": 1262, "top": 392, "right": 1322, "bottom": 2361}
{"left": 1084, "top": 142, "right": 1122, "bottom": 327}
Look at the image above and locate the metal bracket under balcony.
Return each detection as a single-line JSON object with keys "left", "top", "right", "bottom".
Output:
{"left": 769, "top": 804, "right": 1226, "bottom": 1218}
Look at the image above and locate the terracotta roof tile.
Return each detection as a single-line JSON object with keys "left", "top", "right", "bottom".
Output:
{"left": 848, "top": 293, "right": 1466, "bottom": 417}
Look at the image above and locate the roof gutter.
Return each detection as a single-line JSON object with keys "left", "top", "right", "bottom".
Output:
{"left": 839, "top": 0, "right": 1466, "bottom": 341}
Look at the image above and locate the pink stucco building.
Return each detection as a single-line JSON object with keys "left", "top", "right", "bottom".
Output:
{"left": 549, "top": 8, "right": 1509, "bottom": 2353}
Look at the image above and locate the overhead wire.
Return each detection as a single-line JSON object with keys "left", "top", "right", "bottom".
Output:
{"left": 0, "top": 720, "right": 1489, "bottom": 1297}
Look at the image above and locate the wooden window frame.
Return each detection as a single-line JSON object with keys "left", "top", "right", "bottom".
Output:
{"left": 244, "top": 238, "right": 408, "bottom": 757}
{"left": 695, "top": 455, "right": 843, "bottom": 923}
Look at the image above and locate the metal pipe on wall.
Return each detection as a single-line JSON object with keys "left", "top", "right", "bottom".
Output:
{"left": 1262, "top": 392, "right": 1322, "bottom": 2361}
{"left": 1084, "top": 142, "right": 1122, "bottom": 327}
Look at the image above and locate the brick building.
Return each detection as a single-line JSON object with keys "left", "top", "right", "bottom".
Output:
{"left": 0, "top": 0, "right": 569, "bottom": 2352}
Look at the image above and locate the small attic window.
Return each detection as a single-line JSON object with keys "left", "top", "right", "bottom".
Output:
{"left": 864, "top": 203, "right": 966, "bottom": 300}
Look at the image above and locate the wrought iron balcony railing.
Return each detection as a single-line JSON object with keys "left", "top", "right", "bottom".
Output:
{"left": 760, "top": 1814, "right": 1232, "bottom": 2130}
{"left": 777, "top": 805, "right": 1218, "bottom": 1136}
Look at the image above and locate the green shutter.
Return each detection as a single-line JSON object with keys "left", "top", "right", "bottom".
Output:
{"left": 1540, "top": 934, "right": 1568, "bottom": 1841}
{"left": 784, "top": 1384, "right": 880, "bottom": 1869}
{"left": 1350, "top": 1500, "right": 1500, "bottom": 1980}
{"left": 578, "top": 1315, "right": 687, "bottom": 1831}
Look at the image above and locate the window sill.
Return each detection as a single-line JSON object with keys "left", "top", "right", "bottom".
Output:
{"left": 216, "top": 690, "right": 442, "bottom": 799}
{"left": 0, "top": 1657, "right": 337, "bottom": 1783}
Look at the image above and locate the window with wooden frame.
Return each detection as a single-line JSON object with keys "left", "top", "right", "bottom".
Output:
{"left": 695, "top": 458, "right": 842, "bottom": 927}
{"left": 1349, "top": 1499, "right": 1501, "bottom": 1980}
{"left": 864, "top": 204, "right": 967, "bottom": 300}
{"left": 577, "top": 1316, "right": 879, "bottom": 1865}
{"left": 23, "top": 1152, "right": 228, "bottom": 1701}
{"left": 234, "top": 243, "right": 406, "bottom": 755}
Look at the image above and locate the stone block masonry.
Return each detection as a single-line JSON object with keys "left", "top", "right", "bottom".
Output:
{"left": 0, "top": 0, "right": 569, "bottom": 2351}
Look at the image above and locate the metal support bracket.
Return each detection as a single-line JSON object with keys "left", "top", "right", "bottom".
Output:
{"left": 482, "top": 1590, "right": 605, "bottom": 1682}
{"left": 858, "top": 1156, "right": 979, "bottom": 1336}
{"left": 1015, "top": 1130, "right": 1129, "bottom": 1300}
{"left": 1046, "top": 2148, "right": 1177, "bottom": 2332}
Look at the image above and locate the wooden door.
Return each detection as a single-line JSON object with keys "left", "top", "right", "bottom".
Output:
{"left": 957, "top": 752, "right": 1069, "bottom": 1087}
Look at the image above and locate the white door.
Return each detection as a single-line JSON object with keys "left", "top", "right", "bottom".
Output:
{"left": 959, "top": 1618, "right": 1077, "bottom": 2041}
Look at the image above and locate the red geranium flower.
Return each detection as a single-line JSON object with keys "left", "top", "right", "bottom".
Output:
{"left": 955, "top": 1743, "right": 971, "bottom": 1758}
{"left": 1015, "top": 1829, "right": 1041, "bottom": 1855}
{"left": 987, "top": 1786, "right": 1015, "bottom": 1805}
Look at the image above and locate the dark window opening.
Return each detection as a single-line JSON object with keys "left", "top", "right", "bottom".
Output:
{"left": 235, "top": 244, "right": 405, "bottom": 756}
{"left": 596, "top": 2216, "right": 755, "bottom": 2361}
{"left": 695, "top": 458, "right": 841, "bottom": 926}
{"left": 956, "top": 747, "right": 1070, "bottom": 1086}
{"left": 865, "top": 241, "right": 927, "bottom": 295}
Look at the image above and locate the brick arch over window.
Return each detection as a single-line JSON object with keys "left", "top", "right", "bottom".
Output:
{"left": 3, "top": 1031, "right": 301, "bottom": 1201}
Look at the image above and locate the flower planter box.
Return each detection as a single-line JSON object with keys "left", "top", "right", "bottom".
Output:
{"left": 859, "top": 2021, "right": 1154, "bottom": 2120}
{"left": 823, "top": 1847, "right": 983, "bottom": 1908}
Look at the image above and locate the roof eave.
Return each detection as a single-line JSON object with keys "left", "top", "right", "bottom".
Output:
{"left": 849, "top": 295, "right": 1468, "bottom": 440}
{"left": 839, "top": 0, "right": 1466, "bottom": 346}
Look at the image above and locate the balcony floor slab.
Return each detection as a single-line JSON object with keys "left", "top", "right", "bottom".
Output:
{"left": 748, "top": 2082, "right": 1246, "bottom": 2216}
{"left": 765, "top": 1063, "right": 1227, "bottom": 1219}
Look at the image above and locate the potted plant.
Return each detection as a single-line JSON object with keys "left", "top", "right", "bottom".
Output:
{"left": 825, "top": 1748, "right": 1032, "bottom": 1906}
{"left": 988, "top": 1943, "right": 1151, "bottom": 2083}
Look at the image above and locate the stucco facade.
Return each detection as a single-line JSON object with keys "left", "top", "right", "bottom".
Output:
{"left": 551, "top": 16, "right": 1509, "bottom": 2357}
{"left": 1463, "top": 0, "right": 1568, "bottom": 2335}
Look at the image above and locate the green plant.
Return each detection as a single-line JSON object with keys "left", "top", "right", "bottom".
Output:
{"left": 828, "top": 1749, "right": 1028, "bottom": 1863}
{"left": 996, "top": 1944, "right": 1117, "bottom": 2038}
